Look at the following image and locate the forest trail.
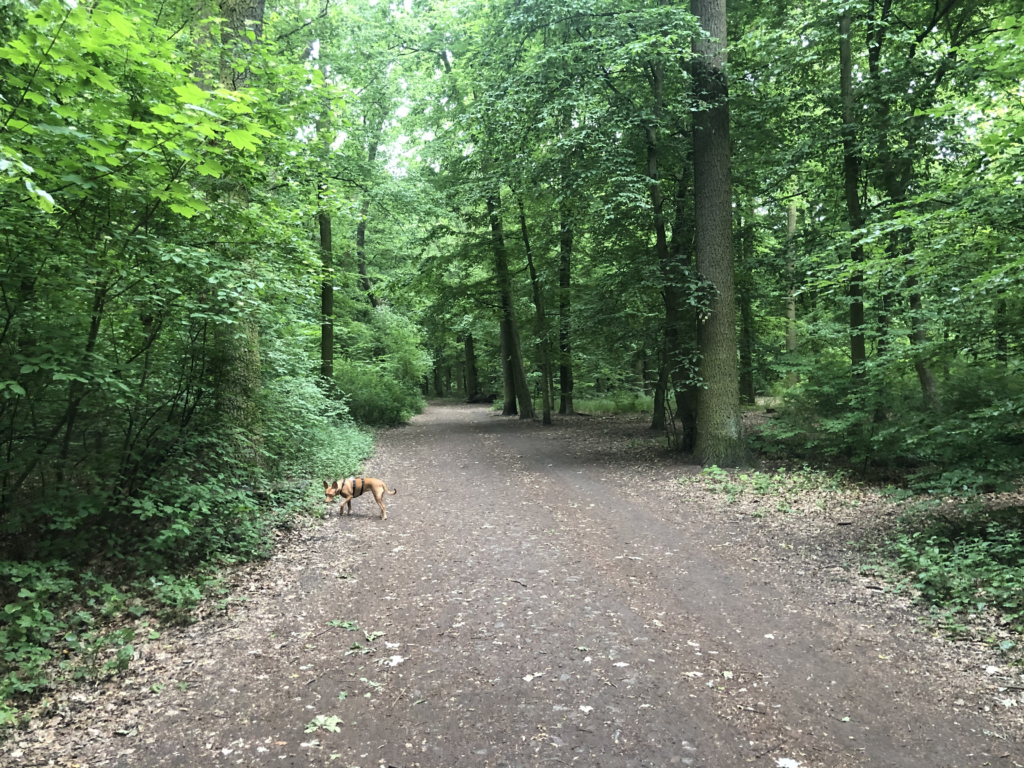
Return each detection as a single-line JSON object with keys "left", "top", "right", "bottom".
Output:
{"left": 23, "top": 403, "right": 1022, "bottom": 767}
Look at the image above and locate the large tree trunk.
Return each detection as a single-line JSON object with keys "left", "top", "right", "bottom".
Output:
{"left": 489, "top": 193, "right": 534, "bottom": 419}
{"left": 691, "top": 0, "right": 743, "bottom": 466}
{"left": 840, "top": 11, "right": 868, "bottom": 379}
{"left": 218, "top": 0, "right": 265, "bottom": 88}
{"left": 519, "top": 198, "right": 554, "bottom": 425}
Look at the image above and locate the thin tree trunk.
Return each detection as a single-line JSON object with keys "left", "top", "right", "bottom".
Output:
{"left": 519, "top": 197, "right": 553, "bottom": 425}
{"left": 465, "top": 333, "right": 479, "bottom": 401}
{"left": 319, "top": 207, "right": 333, "bottom": 379}
{"left": 908, "top": 277, "right": 941, "bottom": 410}
{"left": 433, "top": 356, "right": 443, "bottom": 398}
{"left": 499, "top": 318, "right": 517, "bottom": 415}
{"left": 356, "top": 133, "right": 381, "bottom": 308}
{"left": 651, "top": 352, "right": 669, "bottom": 431}
{"left": 668, "top": 166, "right": 699, "bottom": 451}
{"left": 785, "top": 201, "right": 798, "bottom": 355}
{"left": 558, "top": 173, "right": 575, "bottom": 415}
{"left": 840, "top": 11, "right": 868, "bottom": 379}
{"left": 996, "top": 298, "right": 1008, "bottom": 365}
{"left": 737, "top": 215, "right": 756, "bottom": 405}
{"left": 691, "top": 0, "right": 743, "bottom": 465}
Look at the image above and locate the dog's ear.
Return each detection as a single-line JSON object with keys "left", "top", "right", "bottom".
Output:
{"left": 323, "top": 480, "right": 329, "bottom": 489}
{"left": 331, "top": 480, "right": 339, "bottom": 489}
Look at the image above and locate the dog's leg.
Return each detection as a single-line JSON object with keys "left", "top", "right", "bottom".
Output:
{"left": 372, "top": 489, "right": 387, "bottom": 520}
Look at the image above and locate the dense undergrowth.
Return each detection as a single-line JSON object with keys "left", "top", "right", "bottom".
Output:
{"left": 0, "top": 376, "right": 373, "bottom": 726}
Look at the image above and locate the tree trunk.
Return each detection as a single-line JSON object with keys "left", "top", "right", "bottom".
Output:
{"left": 499, "top": 318, "right": 517, "bottom": 415}
{"left": 737, "top": 215, "right": 756, "bottom": 405}
{"left": 465, "top": 333, "right": 479, "bottom": 401}
{"left": 840, "top": 11, "right": 868, "bottom": 379}
{"left": 908, "top": 277, "right": 941, "bottom": 410}
{"left": 519, "top": 197, "right": 553, "bottom": 425}
{"left": 356, "top": 127, "right": 381, "bottom": 308}
{"left": 218, "top": 0, "right": 265, "bottom": 89}
{"left": 996, "top": 298, "right": 1009, "bottom": 365}
{"left": 785, "top": 201, "right": 798, "bottom": 355}
{"left": 651, "top": 352, "right": 669, "bottom": 431}
{"left": 488, "top": 193, "right": 534, "bottom": 419}
{"left": 668, "top": 166, "right": 699, "bottom": 451}
{"left": 433, "top": 356, "right": 443, "bottom": 398}
{"left": 558, "top": 174, "right": 575, "bottom": 415}
{"left": 319, "top": 208, "right": 333, "bottom": 379}
{"left": 691, "top": 0, "right": 744, "bottom": 465}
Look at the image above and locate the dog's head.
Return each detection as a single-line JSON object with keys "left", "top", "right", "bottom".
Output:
{"left": 323, "top": 480, "right": 341, "bottom": 503}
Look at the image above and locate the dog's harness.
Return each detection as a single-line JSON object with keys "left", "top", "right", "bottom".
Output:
{"left": 345, "top": 476, "right": 364, "bottom": 497}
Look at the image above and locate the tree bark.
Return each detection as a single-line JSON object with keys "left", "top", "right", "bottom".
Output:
{"left": 737, "top": 216, "right": 756, "bottom": 405}
{"left": 499, "top": 318, "right": 517, "bottom": 415}
{"left": 433, "top": 357, "right": 443, "bottom": 398}
{"left": 666, "top": 166, "right": 699, "bottom": 450}
{"left": 489, "top": 193, "right": 534, "bottom": 418}
{"left": 908, "top": 277, "right": 941, "bottom": 410}
{"left": 651, "top": 351, "right": 669, "bottom": 432}
{"left": 519, "top": 198, "right": 553, "bottom": 425}
{"left": 785, "top": 201, "right": 798, "bottom": 355}
{"left": 356, "top": 121, "right": 382, "bottom": 308}
{"left": 219, "top": 0, "right": 265, "bottom": 89}
{"left": 464, "top": 333, "right": 480, "bottom": 401}
{"left": 558, "top": 170, "right": 575, "bottom": 415}
{"left": 691, "top": 0, "right": 744, "bottom": 466}
{"left": 839, "top": 11, "right": 868, "bottom": 379}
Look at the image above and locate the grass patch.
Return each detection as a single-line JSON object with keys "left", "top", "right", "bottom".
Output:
{"left": 543, "top": 394, "right": 654, "bottom": 415}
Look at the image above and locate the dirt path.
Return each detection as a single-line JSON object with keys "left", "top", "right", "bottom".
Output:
{"left": 10, "top": 403, "right": 1024, "bottom": 767}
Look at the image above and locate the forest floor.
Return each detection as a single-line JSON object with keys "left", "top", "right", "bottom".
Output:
{"left": 6, "top": 402, "right": 1024, "bottom": 768}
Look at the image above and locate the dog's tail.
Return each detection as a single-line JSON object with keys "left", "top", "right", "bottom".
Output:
{"left": 386, "top": 485, "right": 397, "bottom": 495}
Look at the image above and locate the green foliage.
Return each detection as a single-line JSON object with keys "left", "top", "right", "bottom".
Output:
{"left": 570, "top": 394, "right": 654, "bottom": 415}
{"left": 262, "top": 376, "right": 373, "bottom": 480}
{"left": 893, "top": 509, "right": 1024, "bottom": 636}
{"left": 335, "top": 306, "right": 428, "bottom": 427}
{"left": 758, "top": 364, "right": 1024, "bottom": 497}
{"left": 335, "top": 361, "right": 424, "bottom": 427}
{"left": 691, "top": 464, "right": 845, "bottom": 506}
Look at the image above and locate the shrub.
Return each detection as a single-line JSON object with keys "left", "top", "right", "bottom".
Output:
{"left": 335, "top": 361, "right": 424, "bottom": 426}
{"left": 892, "top": 508, "right": 1024, "bottom": 638}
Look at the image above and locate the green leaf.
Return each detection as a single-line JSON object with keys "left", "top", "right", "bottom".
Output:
{"left": 223, "top": 130, "right": 259, "bottom": 151}
{"left": 195, "top": 158, "right": 224, "bottom": 177}
{"left": 173, "top": 83, "right": 211, "bottom": 104}
{"left": 169, "top": 203, "right": 198, "bottom": 218}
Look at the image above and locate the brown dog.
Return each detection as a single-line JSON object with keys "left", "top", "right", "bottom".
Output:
{"left": 323, "top": 477, "right": 396, "bottom": 520}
